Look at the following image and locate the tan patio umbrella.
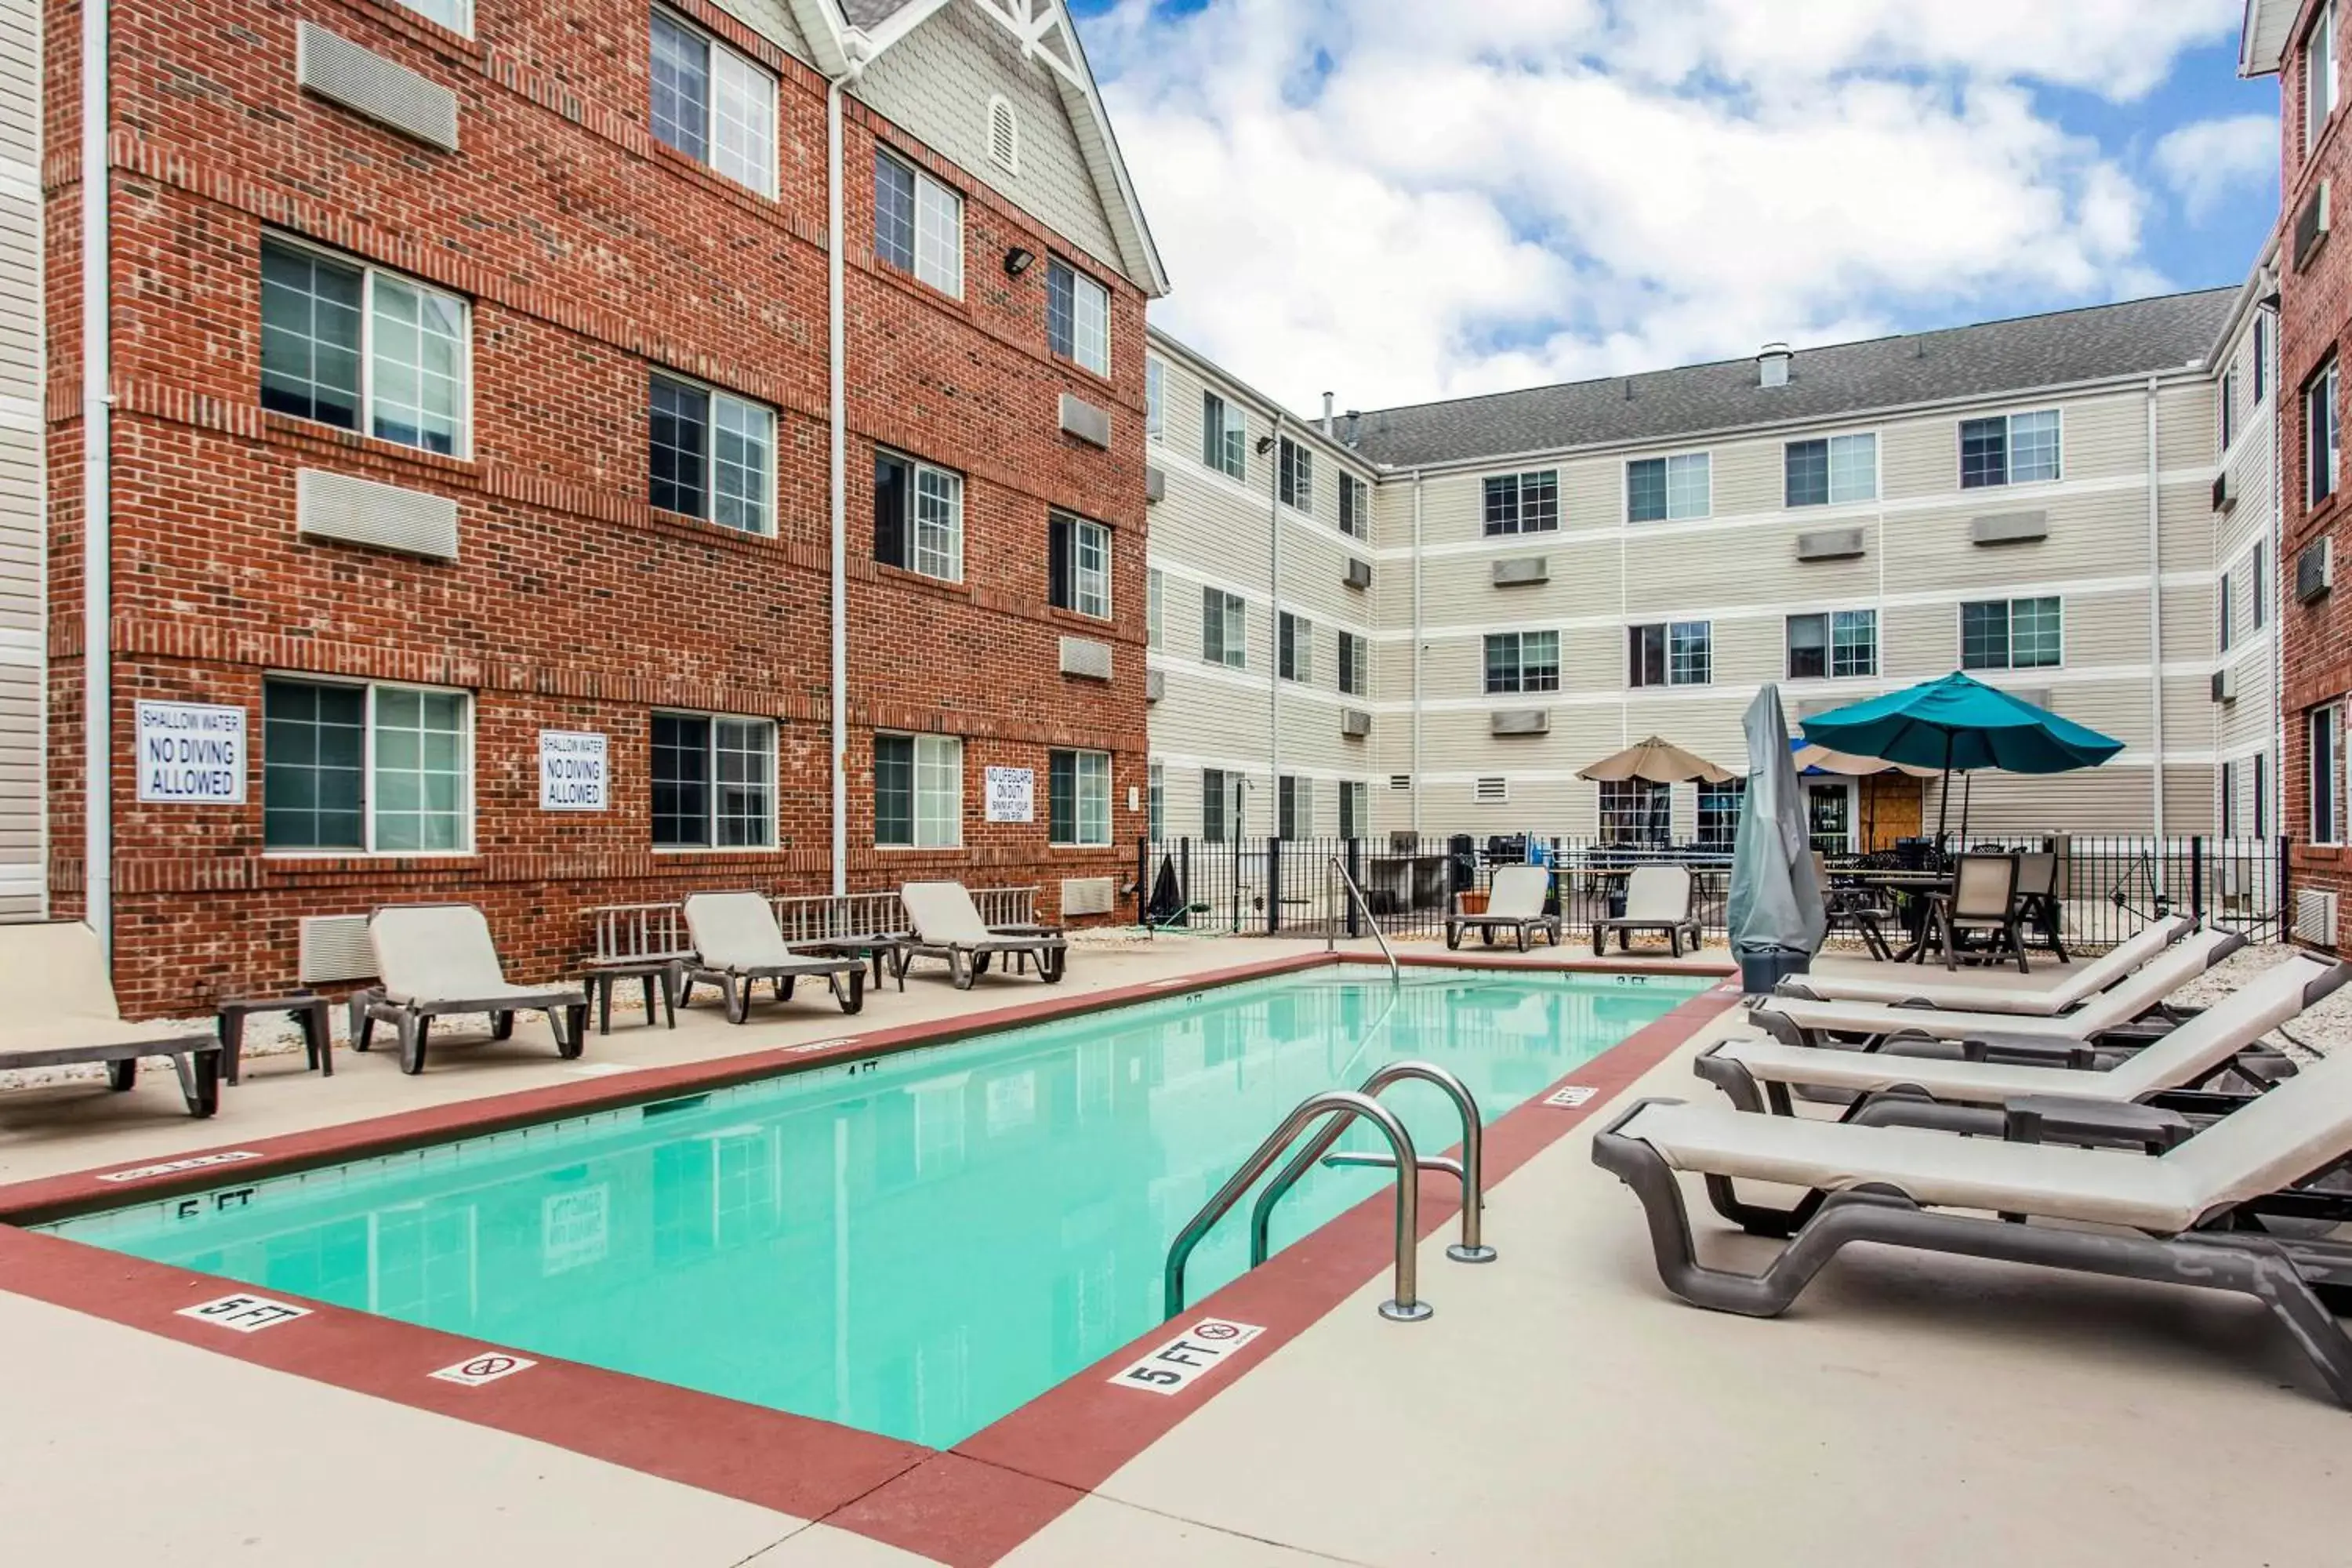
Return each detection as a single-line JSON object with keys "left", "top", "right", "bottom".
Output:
{"left": 1577, "top": 735, "right": 1735, "bottom": 784}
{"left": 1788, "top": 742, "right": 1940, "bottom": 779}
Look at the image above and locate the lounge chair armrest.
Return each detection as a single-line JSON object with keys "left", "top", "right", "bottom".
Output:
{"left": 1958, "top": 1032, "right": 2098, "bottom": 1069}
{"left": 2002, "top": 1094, "right": 2193, "bottom": 1152}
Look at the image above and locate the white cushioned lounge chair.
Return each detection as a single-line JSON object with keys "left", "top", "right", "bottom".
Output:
{"left": 680, "top": 891, "right": 866, "bottom": 1022}
{"left": 1591, "top": 864, "right": 1703, "bottom": 958}
{"left": 1774, "top": 914, "right": 2192, "bottom": 1015}
{"left": 1446, "top": 865, "right": 1560, "bottom": 952}
{"left": 355, "top": 904, "right": 588, "bottom": 1076}
{"left": 0, "top": 921, "right": 223, "bottom": 1119}
{"left": 902, "top": 881, "right": 1066, "bottom": 990}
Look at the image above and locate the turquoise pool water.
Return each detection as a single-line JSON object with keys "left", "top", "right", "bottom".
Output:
{"left": 48, "top": 967, "right": 1702, "bottom": 1447}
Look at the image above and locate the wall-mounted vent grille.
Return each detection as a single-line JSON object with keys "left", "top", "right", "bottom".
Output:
{"left": 1145, "top": 668, "right": 1164, "bottom": 702}
{"left": 2299, "top": 537, "right": 2335, "bottom": 604}
{"left": 298, "top": 914, "right": 376, "bottom": 984}
{"left": 1794, "top": 528, "right": 1864, "bottom": 563}
{"left": 2296, "top": 888, "right": 2339, "bottom": 947}
{"left": 2212, "top": 470, "right": 2237, "bottom": 513}
{"left": 1491, "top": 556, "right": 1548, "bottom": 586}
{"left": 296, "top": 468, "right": 459, "bottom": 560}
{"left": 986, "top": 95, "right": 1019, "bottom": 175}
{"left": 1472, "top": 776, "right": 1508, "bottom": 804}
{"left": 2296, "top": 180, "right": 2332, "bottom": 271}
{"left": 1145, "top": 466, "right": 1166, "bottom": 504}
{"left": 1339, "top": 708, "right": 1371, "bottom": 738}
{"left": 2008, "top": 688, "right": 2054, "bottom": 713}
{"left": 1058, "top": 394, "right": 1111, "bottom": 448}
{"left": 1060, "top": 877, "right": 1114, "bottom": 917}
{"left": 1344, "top": 558, "right": 1373, "bottom": 590}
{"left": 1490, "top": 708, "right": 1549, "bottom": 737}
{"left": 2211, "top": 669, "right": 2238, "bottom": 703}
{"left": 1969, "top": 511, "right": 2049, "bottom": 546}
{"left": 1388, "top": 775, "right": 1413, "bottom": 791}
{"left": 1058, "top": 637, "right": 1112, "bottom": 681}
{"left": 296, "top": 23, "right": 459, "bottom": 151}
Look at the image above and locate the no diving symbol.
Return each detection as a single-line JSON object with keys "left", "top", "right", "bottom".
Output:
{"left": 430, "top": 1351, "right": 537, "bottom": 1387}
{"left": 1191, "top": 1320, "right": 1243, "bottom": 1341}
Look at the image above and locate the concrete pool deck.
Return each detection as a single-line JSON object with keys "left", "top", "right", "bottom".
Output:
{"left": 8, "top": 938, "right": 2348, "bottom": 1565}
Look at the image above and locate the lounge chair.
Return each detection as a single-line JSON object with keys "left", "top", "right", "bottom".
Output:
{"left": 1446, "top": 866, "right": 1560, "bottom": 952}
{"left": 0, "top": 921, "right": 223, "bottom": 1118}
{"left": 1591, "top": 865, "right": 1703, "bottom": 957}
{"left": 1592, "top": 1046, "right": 2352, "bottom": 1406}
{"left": 678, "top": 891, "right": 866, "bottom": 1022}
{"left": 1700, "top": 950, "right": 2345, "bottom": 1129}
{"left": 902, "top": 880, "right": 1067, "bottom": 989}
{"left": 1774, "top": 914, "right": 2192, "bottom": 1014}
{"left": 354, "top": 904, "right": 588, "bottom": 1075}
{"left": 1749, "top": 926, "right": 2244, "bottom": 1052}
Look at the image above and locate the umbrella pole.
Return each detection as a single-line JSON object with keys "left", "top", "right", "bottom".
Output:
{"left": 1960, "top": 771, "right": 1973, "bottom": 844}
{"left": 1933, "top": 730, "right": 1953, "bottom": 850}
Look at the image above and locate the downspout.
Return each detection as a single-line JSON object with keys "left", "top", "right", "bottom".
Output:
{"left": 1410, "top": 470, "right": 1423, "bottom": 836}
{"left": 2272, "top": 309, "right": 2288, "bottom": 840}
{"left": 81, "top": 0, "right": 111, "bottom": 956}
{"left": 824, "top": 58, "right": 862, "bottom": 897}
{"left": 2146, "top": 375, "right": 2165, "bottom": 839}
{"left": 1267, "top": 413, "right": 1282, "bottom": 822}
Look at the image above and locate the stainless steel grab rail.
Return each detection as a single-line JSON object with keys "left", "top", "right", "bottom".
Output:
{"left": 1326, "top": 855, "right": 1399, "bottom": 984}
{"left": 1163, "top": 1089, "right": 1432, "bottom": 1323}
{"left": 1248, "top": 1061, "right": 1495, "bottom": 1269}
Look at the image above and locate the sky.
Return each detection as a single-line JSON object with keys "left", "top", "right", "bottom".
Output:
{"left": 1065, "top": 0, "right": 2285, "bottom": 416}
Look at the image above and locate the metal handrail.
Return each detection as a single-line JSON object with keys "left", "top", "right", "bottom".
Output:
{"left": 1326, "top": 855, "right": 1399, "bottom": 984}
{"left": 1249, "top": 1061, "right": 1494, "bottom": 1269}
{"left": 1163, "top": 1090, "right": 1433, "bottom": 1324}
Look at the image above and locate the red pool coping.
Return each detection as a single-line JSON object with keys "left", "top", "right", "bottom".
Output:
{"left": 0, "top": 954, "right": 1739, "bottom": 1566}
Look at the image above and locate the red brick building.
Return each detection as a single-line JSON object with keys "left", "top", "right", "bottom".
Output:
{"left": 45, "top": 0, "right": 1166, "bottom": 1013}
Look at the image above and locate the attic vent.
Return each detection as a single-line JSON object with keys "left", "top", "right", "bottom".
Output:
{"left": 1473, "top": 777, "right": 1508, "bottom": 804}
{"left": 987, "top": 96, "right": 1018, "bottom": 175}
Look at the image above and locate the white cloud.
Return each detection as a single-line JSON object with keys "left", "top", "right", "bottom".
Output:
{"left": 2153, "top": 114, "right": 2281, "bottom": 219}
{"left": 1088, "top": 0, "right": 2245, "bottom": 413}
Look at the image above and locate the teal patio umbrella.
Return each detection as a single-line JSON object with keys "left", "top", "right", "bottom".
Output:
{"left": 1798, "top": 672, "right": 2124, "bottom": 843}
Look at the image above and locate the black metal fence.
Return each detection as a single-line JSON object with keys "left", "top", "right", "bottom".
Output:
{"left": 1133, "top": 833, "right": 2293, "bottom": 954}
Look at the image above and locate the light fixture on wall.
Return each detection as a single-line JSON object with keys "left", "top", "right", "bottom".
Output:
{"left": 1004, "top": 246, "right": 1036, "bottom": 278}
{"left": 1254, "top": 434, "right": 1276, "bottom": 454}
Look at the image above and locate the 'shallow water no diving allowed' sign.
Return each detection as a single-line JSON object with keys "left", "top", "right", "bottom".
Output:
{"left": 136, "top": 701, "right": 247, "bottom": 804}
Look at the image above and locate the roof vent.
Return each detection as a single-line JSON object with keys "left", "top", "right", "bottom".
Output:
{"left": 1758, "top": 343, "right": 1792, "bottom": 388}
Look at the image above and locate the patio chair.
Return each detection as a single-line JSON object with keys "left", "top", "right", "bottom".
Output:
{"left": 2013, "top": 849, "right": 2067, "bottom": 960}
{"left": 0, "top": 920, "right": 223, "bottom": 1119}
{"left": 902, "top": 880, "right": 1068, "bottom": 989}
{"left": 354, "top": 904, "right": 589, "bottom": 1076}
{"left": 1590, "top": 1041, "right": 2352, "bottom": 1407}
{"left": 1925, "top": 852, "right": 2027, "bottom": 973}
{"left": 1591, "top": 865, "right": 1703, "bottom": 957}
{"left": 679, "top": 891, "right": 866, "bottom": 1022}
{"left": 1749, "top": 926, "right": 2243, "bottom": 1053}
{"left": 1700, "top": 950, "right": 2345, "bottom": 1129}
{"left": 1813, "top": 851, "right": 1893, "bottom": 963}
{"left": 1774, "top": 914, "right": 2191, "bottom": 1014}
{"left": 1446, "top": 865, "right": 1560, "bottom": 952}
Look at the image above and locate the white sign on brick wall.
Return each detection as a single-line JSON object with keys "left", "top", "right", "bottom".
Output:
{"left": 986, "top": 767, "right": 1034, "bottom": 823}
{"left": 539, "top": 731, "right": 608, "bottom": 811}
{"left": 136, "top": 702, "right": 248, "bottom": 804}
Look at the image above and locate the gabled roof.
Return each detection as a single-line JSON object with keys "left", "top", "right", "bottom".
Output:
{"left": 1345, "top": 289, "right": 2238, "bottom": 470}
{"left": 2242, "top": 0, "right": 2301, "bottom": 75}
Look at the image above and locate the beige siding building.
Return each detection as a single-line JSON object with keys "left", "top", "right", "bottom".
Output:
{"left": 1147, "top": 285, "right": 2278, "bottom": 852}
{"left": 0, "top": 0, "right": 39, "bottom": 913}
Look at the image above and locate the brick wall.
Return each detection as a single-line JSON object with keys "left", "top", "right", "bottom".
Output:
{"left": 45, "top": 0, "right": 1149, "bottom": 1014}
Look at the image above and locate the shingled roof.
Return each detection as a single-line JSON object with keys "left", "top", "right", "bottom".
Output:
{"left": 839, "top": 0, "right": 916, "bottom": 25}
{"left": 1345, "top": 288, "right": 2239, "bottom": 470}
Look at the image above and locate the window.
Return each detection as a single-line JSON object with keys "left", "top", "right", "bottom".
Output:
{"left": 1203, "top": 589, "right": 1246, "bottom": 668}
{"left": 1484, "top": 631, "right": 1559, "bottom": 695}
{"left": 1599, "top": 779, "right": 1668, "bottom": 845}
{"left": 1050, "top": 750, "right": 1110, "bottom": 846}
{"left": 652, "top": 713, "right": 774, "bottom": 848}
{"left": 1278, "top": 612, "right": 1312, "bottom": 682}
{"left": 1483, "top": 470, "right": 1559, "bottom": 535}
{"left": 1627, "top": 453, "right": 1710, "bottom": 522}
{"left": 1147, "top": 760, "right": 1164, "bottom": 841}
{"left": 1277, "top": 775, "right": 1312, "bottom": 838}
{"left": 1338, "top": 779, "right": 1367, "bottom": 839}
{"left": 2310, "top": 1, "right": 2340, "bottom": 154}
{"left": 394, "top": 0, "right": 467, "bottom": 31}
{"left": 1203, "top": 392, "right": 1246, "bottom": 480}
{"left": 2220, "top": 569, "right": 2235, "bottom": 654}
{"left": 1145, "top": 358, "right": 1164, "bottom": 442}
{"left": 985, "top": 95, "right": 1018, "bottom": 173}
{"left": 1047, "top": 260, "right": 1110, "bottom": 377}
{"left": 1337, "top": 629, "right": 1367, "bottom": 696}
{"left": 1203, "top": 768, "right": 1232, "bottom": 840}
{"left": 2308, "top": 358, "right": 2339, "bottom": 507}
{"left": 874, "top": 152, "right": 962, "bottom": 296}
{"left": 2256, "top": 313, "right": 2272, "bottom": 404}
{"left": 2223, "top": 757, "right": 2238, "bottom": 837}
{"left": 648, "top": 373, "right": 774, "bottom": 534}
{"left": 1959, "top": 410, "right": 2061, "bottom": 488}
{"left": 260, "top": 238, "right": 468, "bottom": 456}
{"left": 1629, "top": 622, "right": 1711, "bottom": 687}
{"left": 263, "top": 678, "right": 469, "bottom": 852}
{"left": 1784, "top": 434, "right": 1877, "bottom": 507}
{"left": 1146, "top": 569, "right": 1164, "bottom": 649}
{"left": 1960, "top": 597, "right": 2062, "bottom": 670}
{"left": 2252, "top": 547, "right": 2269, "bottom": 631}
{"left": 875, "top": 734, "right": 960, "bottom": 848}
{"left": 2256, "top": 749, "right": 2271, "bottom": 837}
{"left": 1339, "top": 473, "right": 1370, "bottom": 539}
{"left": 1786, "top": 610, "right": 1875, "bottom": 679}
{"left": 874, "top": 452, "right": 964, "bottom": 582}
{"left": 2222, "top": 366, "right": 2240, "bottom": 452}
{"left": 1279, "top": 438, "right": 1314, "bottom": 511}
{"left": 650, "top": 12, "right": 775, "bottom": 197}
{"left": 1697, "top": 779, "right": 1746, "bottom": 851}
{"left": 1049, "top": 513, "right": 1111, "bottom": 619}
{"left": 2313, "top": 704, "right": 2343, "bottom": 844}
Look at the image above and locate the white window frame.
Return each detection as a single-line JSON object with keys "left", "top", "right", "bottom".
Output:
{"left": 261, "top": 233, "right": 474, "bottom": 459}
{"left": 1337, "top": 628, "right": 1367, "bottom": 696}
{"left": 1959, "top": 408, "right": 2063, "bottom": 489}
{"left": 1279, "top": 437, "right": 1314, "bottom": 513}
{"left": 2313, "top": 702, "right": 2344, "bottom": 844}
{"left": 1339, "top": 472, "right": 1370, "bottom": 539}
{"left": 1203, "top": 392, "right": 1246, "bottom": 480}
{"left": 1958, "top": 597, "right": 2064, "bottom": 671}
{"left": 1203, "top": 588, "right": 1246, "bottom": 668}
{"left": 1146, "top": 568, "right": 1164, "bottom": 649}
{"left": 877, "top": 450, "right": 965, "bottom": 583}
{"left": 1147, "top": 758, "right": 1163, "bottom": 841}
{"left": 394, "top": 0, "right": 470, "bottom": 33}
{"left": 1784, "top": 430, "right": 1878, "bottom": 508}
{"left": 1276, "top": 774, "right": 1313, "bottom": 839}
{"left": 650, "top": 710, "right": 779, "bottom": 851}
{"left": 1279, "top": 611, "right": 1313, "bottom": 684}
{"left": 2310, "top": 1, "right": 2340, "bottom": 155}
{"left": 1625, "top": 452, "right": 1711, "bottom": 523}
{"left": 875, "top": 732, "right": 963, "bottom": 850}
{"left": 1051, "top": 749, "right": 1112, "bottom": 848}
{"left": 2309, "top": 358, "right": 2340, "bottom": 507}
{"left": 1049, "top": 260, "right": 1110, "bottom": 378}
{"left": 1145, "top": 357, "right": 1164, "bottom": 442}
{"left": 877, "top": 152, "right": 964, "bottom": 298}
{"left": 1059, "top": 514, "right": 1111, "bottom": 619}
{"left": 649, "top": 369, "right": 777, "bottom": 536}
{"left": 261, "top": 675, "right": 476, "bottom": 858}
{"left": 650, "top": 9, "right": 777, "bottom": 199}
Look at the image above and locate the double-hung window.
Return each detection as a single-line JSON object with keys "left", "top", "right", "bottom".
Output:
{"left": 1278, "top": 612, "right": 1312, "bottom": 682}
{"left": 1339, "top": 473, "right": 1370, "bottom": 539}
{"left": 1203, "top": 589, "right": 1246, "bottom": 668}
{"left": 1959, "top": 410, "right": 2061, "bottom": 488}
{"left": 2252, "top": 547, "right": 2270, "bottom": 631}
{"left": 874, "top": 153, "right": 963, "bottom": 296}
{"left": 1626, "top": 453, "right": 1710, "bottom": 522}
{"left": 263, "top": 677, "right": 470, "bottom": 853}
{"left": 874, "top": 452, "right": 964, "bottom": 582}
{"left": 2309, "top": 358, "right": 2340, "bottom": 507}
{"left": 1203, "top": 768, "right": 1232, "bottom": 841}
{"left": 1338, "top": 779, "right": 1368, "bottom": 839}
{"left": 875, "top": 734, "right": 962, "bottom": 848}
{"left": 1047, "top": 260, "right": 1110, "bottom": 377}
{"left": 1146, "top": 569, "right": 1164, "bottom": 648}
{"left": 1697, "top": 779, "right": 1746, "bottom": 851}
{"left": 1483, "top": 631, "right": 1559, "bottom": 695}
{"left": 1049, "top": 513, "right": 1112, "bottom": 618}
{"left": 1203, "top": 392, "right": 1246, "bottom": 479}
{"left": 649, "top": 11, "right": 775, "bottom": 197}
{"left": 652, "top": 712, "right": 775, "bottom": 848}
{"left": 1629, "top": 622, "right": 1711, "bottom": 687}
{"left": 260, "top": 237, "right": 469, "bottom": 456}
{"left": 1786, "top": 610, "right": 1876, "bottom": 679}
{"left": 2313, "top": 704, "right": 2344, "bottom": 844}
{"left": 396, "top": 0, "right": 468, "bottom": 33}
{"left": 1337, "top": 630, "right": 1367, "bottom": 696}
{"left": 1279, "top": 438, "right": 1314, "bottom": 511}
{"left": 1784, "top": 434, "right": 1877, "bottom": 506}
{"left": 2256, "top": 313, "right": 2273, "bottom": 404}
{"left": 1483, "top": 470, "right": 1559, "bottom": 535}
{"left": 649, "top": 373, "right": 774, "bottom": 534}
{"left": 2220, "top": 570, "right": 2236, "bottom": 654}
{"left": 1145, "top": 358, "right": 1165, "bottom": 442}
{"left": 1147, "top": 759, "right": 1164, "bottom": 841}
{"left": 2310, "top": 1, "right": 2340, "bottom": 154}
{"left": 2222, "top": 366, "right": 2240, "bottom": 452}
{"left": 1276, "top": 775, "right": 1312, "bottom": 839}
{"left": 1960, "top": 597, "right": 2062, "bottom": 670}
{"left": 1049, "top": 750, "right": 1110, "bottom": 847}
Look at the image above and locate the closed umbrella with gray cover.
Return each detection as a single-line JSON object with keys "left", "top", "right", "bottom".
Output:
{"left": 1730, "top": 684, "right": 1825, "bottom": 992}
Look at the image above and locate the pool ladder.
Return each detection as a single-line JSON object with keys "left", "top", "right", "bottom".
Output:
{"left": 1163, "top": 1062, "right": 1491, "bottom": 1324}
{"left": 1325, "top": 855, "right": 1399, "bottom": 985}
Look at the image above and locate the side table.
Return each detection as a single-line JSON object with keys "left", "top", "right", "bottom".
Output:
{"left": 584, "top": 960, "right": 680, "bottom": 1034}
{"left": 216, "top": 993, "right": 333, "bottom": 1084}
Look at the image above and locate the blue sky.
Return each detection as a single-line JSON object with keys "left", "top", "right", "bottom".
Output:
{"left": 1067, "top": 1, "right": 2285, "bottom": 412}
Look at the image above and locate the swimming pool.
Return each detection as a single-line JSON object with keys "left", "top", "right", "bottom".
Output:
{"left": 45, "top": 966, "right": 1704, "bottom": 1448}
